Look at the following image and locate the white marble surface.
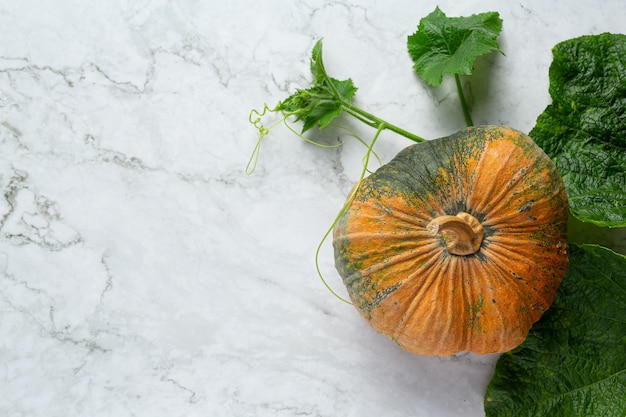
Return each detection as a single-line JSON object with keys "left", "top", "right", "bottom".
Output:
{"left": 1, "top": 1, "right": 624, "bottom": 416}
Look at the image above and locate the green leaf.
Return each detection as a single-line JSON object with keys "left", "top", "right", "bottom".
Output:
{"left": 530, "top": 34, "right": 626, "bottom": 227}
{"left": 485, "top": 244, "right": 626, "bottom": 417}
{"left": 279, "top": 40, "right": 357, "bottom": 133}
{"left": 407, "top": 7, "right": 503, "bottom": 86}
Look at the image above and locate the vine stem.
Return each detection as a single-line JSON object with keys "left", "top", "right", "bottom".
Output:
{"left": 342, "top": 103, "right": 426, "bottom": 143}
{"left": 316, "top": 45, "right": 426, "bottom": 144}
{"left": 455, "top": 74, "right": 474, "bottom": 127}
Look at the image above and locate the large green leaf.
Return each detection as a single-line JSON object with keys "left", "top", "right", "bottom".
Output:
{"left": 485, "top": 244, "right": 626, "bottom": 417}
{"left": 530, "top": 34, "right": 626, "bottom": 227}
{"left": 407, "top": 7, "right": 503, "bottom": 86}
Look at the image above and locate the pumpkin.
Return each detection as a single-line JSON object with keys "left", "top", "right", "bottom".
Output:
{"left": 332, "top": 125, "right": 569, "bottom": 356}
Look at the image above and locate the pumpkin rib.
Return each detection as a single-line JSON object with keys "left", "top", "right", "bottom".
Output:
{"left": 473, "top": 153, "right": 561, "bottom": 230}
{"left": 389, "top": 249, "right": 445, "bottom": 317}
{"left": 481, "top": 188, "right": 564, "bottom": 230}
{"left": 392, "top": 173, "right": 447, "bottom": 217}
{"left": 461, "top": 258, "right": 531, "bottom": 353}
{"left": 398, "top": 254, "right": 482, "bottom": 355}
{"left": 428, "top": 258, "right": 463, "bottom": 355}
{"left": 357, "top": 245, "right": 440, "bottom": 283}
{"left": 468, "top": 143, "right": 527, "bottom": 216}
{"left": 374, "top": 199, "right": 434, "bottom": 227}
{"left": 467, "top": 276, "right": 509, "bottom": 353}
{"left": 434, "top": 256, "right": 477, "bottom": 355}
{"left": 484, "top": 214, "right": 548, "bottom": 232}
{"left": 479, "top": 244, "right": 552, "bottom": 318}
{"left": 385, "top": 143, "right": 462, "bottom": 216}
{"left": 350, "top": 198, "right": 431, "bottom": 229}
{"left": 481, "top": 242, "right": 540, "bottom": 284}
{"left": 456, "top": 256, "right": 474, "bottom": 353}
{"left": 334, "top": 230, "right": 430, "bottom": 244}
{"left": 335, "top": 229, "right": 440, "bottom": 276}
{"left": 487, "top": 235, "right": 564, "bottom": 253}
{"left": 450, "top": 153, "right": 480, "bottom": 216}
{"left": 485, "top": 224, "right": 553, "bottom": 235}
{"left": 391, "top": 251, "right": 456, "bottom": 353}
{"left": 337, "top": 237, "right": 443, "bottom": 312}
{"left": 458, "top": 257, "right": 510, "bottom": 354}
{"left": 376, "top": 246, "right": 440, "bottom": 317}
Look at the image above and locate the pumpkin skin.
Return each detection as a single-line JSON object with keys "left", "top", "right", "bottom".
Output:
{"left": 333, "top": 125, "right": 569, "bottom": 356}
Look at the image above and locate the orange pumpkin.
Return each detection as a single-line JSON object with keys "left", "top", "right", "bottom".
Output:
{"left": 333, "top": 125, "right": 569, "bottom": 356}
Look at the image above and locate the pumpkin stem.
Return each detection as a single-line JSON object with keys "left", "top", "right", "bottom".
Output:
{"left": 426, "top": 212, "right": 484, "bottom": 255}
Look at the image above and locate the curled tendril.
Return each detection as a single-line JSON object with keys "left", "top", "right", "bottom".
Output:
{"left": 246, "top": 102, "right": 345, "bottom": 175}
{"left": 246, "top": 102, "right": 282, "bottom": 175}
{"left": 249, "top": 102, "right": 280, "bottom": 138}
